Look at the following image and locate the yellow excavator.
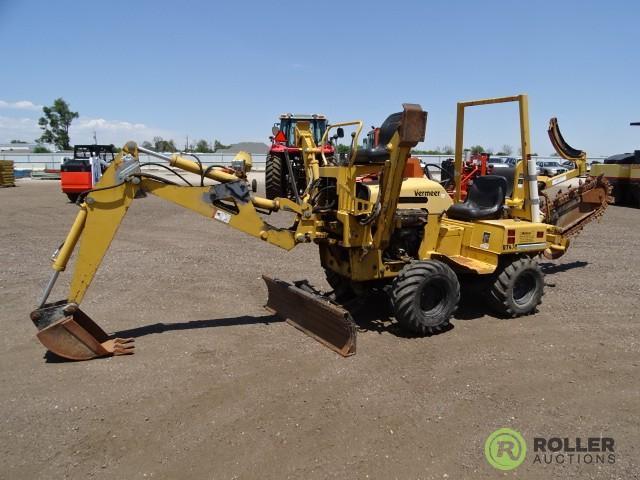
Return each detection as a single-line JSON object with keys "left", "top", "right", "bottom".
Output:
{"left": 29, "top": 96, "right": 605, "bottom": 360}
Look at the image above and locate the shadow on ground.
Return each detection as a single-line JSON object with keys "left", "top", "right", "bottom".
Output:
{"left": 42, "top": 315, "right": 282, "bottom": 363}
{"left": 540, "top": 260, "right": 588, "bottom": 275}
{"left": 113, "top": 314, "right": 282, "bottom": 339}
{"left": 44, "top": 262, "right": 586, "bottom": 362}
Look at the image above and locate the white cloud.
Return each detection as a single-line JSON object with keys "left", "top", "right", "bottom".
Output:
{"left": 74, "top": 117, "right": 148, "bottom": 131}
{"left": 0, "top": 100, "right": 42, "bottom": 111}
{"left": 0, "top": 99, "right": 175, "bottom": 146}
{"left": 0, "top": 114, "right": 174, "bottom": 146}
{"left": 70, "top": 117, "right": 173, "bottom": 145}
{"left": 0, "top": 116, "right": 40, "bottom": 142}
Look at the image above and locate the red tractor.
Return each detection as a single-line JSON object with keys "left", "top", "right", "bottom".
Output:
{"left": 265, "top": 113, "right": 334, "bottom": 199}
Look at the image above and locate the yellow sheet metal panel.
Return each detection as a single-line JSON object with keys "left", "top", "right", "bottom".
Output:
{"left": 475, "top": 219, "right": 547, "bottom": 254}
{"left": 366, "top": 177, "right": 453, "bottom": 213}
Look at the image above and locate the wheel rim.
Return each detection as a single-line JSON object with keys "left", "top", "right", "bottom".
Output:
{"left": 513, "top": 271, "right": 536, "bottom": 306}
{"left": 419, "top": 280, "right": 446, "bottom": 314}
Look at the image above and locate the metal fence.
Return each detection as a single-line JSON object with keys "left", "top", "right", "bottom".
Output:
{"left": 0, "top": 152, "right": 609, "bottom": 173}
{"left": 0, "top": 152, "right": 269, "bottom": 171}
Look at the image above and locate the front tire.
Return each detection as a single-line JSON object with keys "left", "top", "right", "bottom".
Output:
{"left": 265, "top": 154, "right": 284, "bottom": 199}
{"left": 390, "top": 260, "right": 460, "bottom": 335}
{"left": 486, "top": 256, "right": 544, "bottom": 317}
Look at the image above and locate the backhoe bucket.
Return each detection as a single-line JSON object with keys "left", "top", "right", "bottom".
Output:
{"left": 30, "top": 301, "right": 134, "bottom": 361}
{"left": 263, "top": 276, "right": 357, "bottom": 357}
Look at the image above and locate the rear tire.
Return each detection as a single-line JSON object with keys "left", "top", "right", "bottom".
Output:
{"left": 390, "top": 260, "right": 460, "bottom": 335}
{"left": 265, "top": 154, "right": 284, "bottom": 199}
{"left": 66, "top": 193, "right": 79, "bottom": 203}
{"left": 486, "top": 256, "right": 544, "bottom": 317}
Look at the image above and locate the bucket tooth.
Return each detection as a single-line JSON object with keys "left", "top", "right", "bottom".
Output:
{"left": 263, "top": 276, "right": 356, "bottom": 357}
{"left": 30, "top": 300, "right": 134, "bottom": 361}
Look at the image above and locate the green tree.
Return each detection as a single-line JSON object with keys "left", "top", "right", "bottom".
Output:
{"left": 152, "top": 136, "right": 176, "bottom": 152}
{"left": 412, "top": 145, "right": 454, "bottom": 155}
{"left": 33, "top": 144, "right": 51, "bottom": 153}
{"left": 470, "top": 145, "right": 484, "bottom": 155}
{"left": 10, "top": 139, "right": 27, "bottom": 144}
{"left": 441, "top": 145, "right": 454, "bottom": 155}
{"left": 501, "top": 144, "right": 513, "bottom": 155}
{"left": 213, "top": 139, "right": 230, "bottom": 152}
{"left": 37, "top": 98, "right": 78, "bottom": 150}
{"left": 141, "top": 140, "right": 154, "bottom": 150}
{"left": 194, "top": 139, "right": 212, "bottom": 153}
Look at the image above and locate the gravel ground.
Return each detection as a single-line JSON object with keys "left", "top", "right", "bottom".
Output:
{"left": 1, "top": 179, "right": 639, "bottom": 480}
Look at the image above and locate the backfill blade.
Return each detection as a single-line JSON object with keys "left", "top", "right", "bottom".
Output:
{"left": 263, "top": 276, "right": 356, "bottom": 357}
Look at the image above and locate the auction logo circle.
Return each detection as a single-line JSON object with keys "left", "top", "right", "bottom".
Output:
{"left": 484, "top": 428, "right": 527, "bottom": 471}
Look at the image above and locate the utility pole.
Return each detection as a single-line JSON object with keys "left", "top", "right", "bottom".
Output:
{"left": 185, "top": 135, "right": 189, "bottom": 152}
{"left": 93, "top": 131, "right": 98, "bottom": 145}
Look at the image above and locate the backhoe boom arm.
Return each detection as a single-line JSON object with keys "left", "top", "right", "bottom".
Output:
{"left": 39, "top": 143, "right": 315, "bottom": 308}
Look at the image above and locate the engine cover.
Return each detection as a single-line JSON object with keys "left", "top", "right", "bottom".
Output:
{"left": 366, "top": 177, "right": 452, "bottom": 213}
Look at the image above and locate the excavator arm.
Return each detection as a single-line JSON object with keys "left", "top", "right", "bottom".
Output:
{"left": 43, "top": 143, "right": 316, "bottom": 306}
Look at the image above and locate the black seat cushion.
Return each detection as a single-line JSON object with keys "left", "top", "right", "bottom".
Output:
{"left": 446, "top": 175, "right": 507, "bottom": 221}
{"left": 353, "top": 146, "right": 390, "bottom": 164}
{"left": 352, "top": 111, "right": 403, "bottom": 164}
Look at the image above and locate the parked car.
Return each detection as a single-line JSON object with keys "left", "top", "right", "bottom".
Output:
{"left": 536, "top": 160, "right": 568, "bottom": 177}
{"left": 560, "top": 160, "right": 574, "bottom": 169}
{"left": 487, "top": 156, "right": 513, "bottom": 169}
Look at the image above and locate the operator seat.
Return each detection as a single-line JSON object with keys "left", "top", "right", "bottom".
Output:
{"left": 446, "top": 175, "right": 507, "bottom": 221}
{"left": 352, "top": 111, "right": 403, "bottom": 164}
{"left": 493, "top": 167, "right": 515, "bottom": 198}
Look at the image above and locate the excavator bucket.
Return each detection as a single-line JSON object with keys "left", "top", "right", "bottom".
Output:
{"left": 263, "top": 276, "right": 357, "bottom": 357}
{"left": 30, "top": 301, "right": 134, "bottom": 361}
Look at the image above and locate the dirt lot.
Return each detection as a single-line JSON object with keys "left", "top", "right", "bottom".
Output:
{"left": 1, "top": 179, "right": 638, "bottom": 479}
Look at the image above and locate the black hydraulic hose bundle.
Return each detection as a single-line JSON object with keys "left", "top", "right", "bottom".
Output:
{"left": 75, "top": 181, "right": 127, "bottom": 205}
{"left": 283, "top": 150, "right": 301, "bottom": 204}
{"left": 139, "top": 162, "right": 193, "bottom": 186}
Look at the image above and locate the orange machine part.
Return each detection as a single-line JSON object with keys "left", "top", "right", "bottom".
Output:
{"left": 403, "top": 157, "right": 424, "bottom": 178}
{"left": 61, "top": 171, "right": 92, "bottom": 193}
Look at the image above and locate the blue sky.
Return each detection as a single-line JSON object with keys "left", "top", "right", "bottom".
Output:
{"left": 0, "top": 0, "right": 638, "bottom": 155}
